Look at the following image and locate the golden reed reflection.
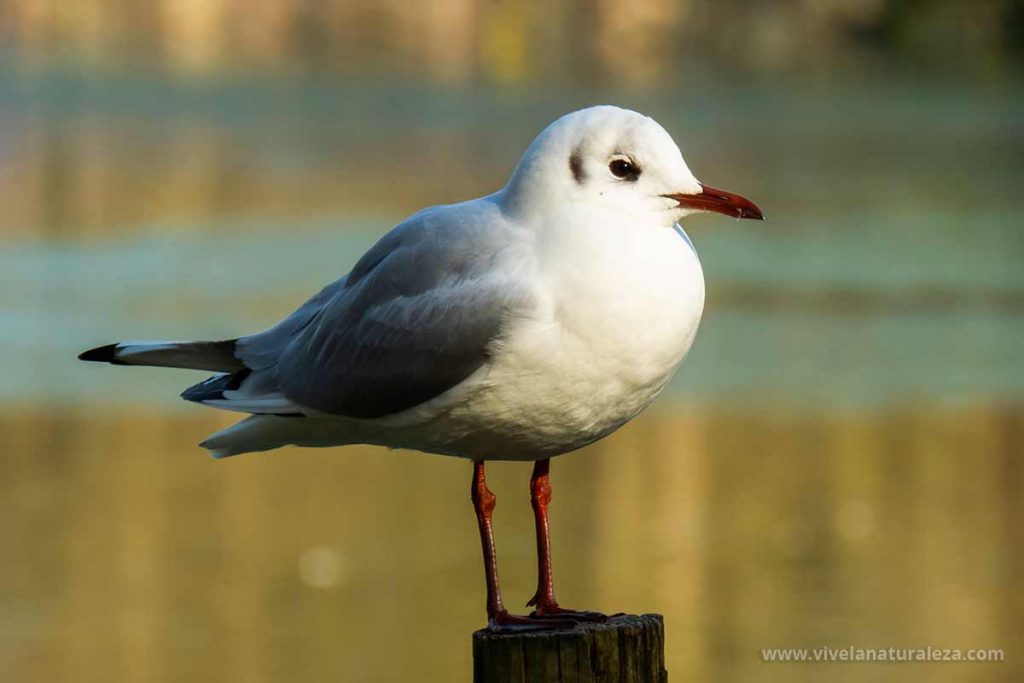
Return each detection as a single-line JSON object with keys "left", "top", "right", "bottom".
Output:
{"left": 3, "top": 1, "right": 691, "bottom": 84}
{"left": 1, "top": 404, "right": 1019, "bottom": 682}
{"left": 0, "top": 119, "right": 505, "bottom": 240}
{"left": 5, "top": 1, "right": 1013, "bottom": 83}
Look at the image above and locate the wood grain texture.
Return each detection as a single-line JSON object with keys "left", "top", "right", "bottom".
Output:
{"left": 472, "top": 614, "right": 667, "bottom": 683}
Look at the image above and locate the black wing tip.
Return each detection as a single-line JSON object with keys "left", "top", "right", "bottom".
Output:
{"left": 78, "top": 343, "right": 122, "bottom": 364}
{"left": 181, "top": 368, "right": 252, "bottom": 403}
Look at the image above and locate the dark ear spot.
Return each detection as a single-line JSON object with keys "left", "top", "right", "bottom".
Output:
{"left": 569, "top": 151, "right": 585, "bottom": 183}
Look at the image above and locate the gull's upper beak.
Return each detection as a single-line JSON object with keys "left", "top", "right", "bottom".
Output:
{"left": 665, "top": 184, "right": 764, "bottom": 220}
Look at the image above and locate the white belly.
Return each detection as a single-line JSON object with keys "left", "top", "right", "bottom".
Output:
{"left": 429, "top": 222, "right": 705, "bottom": 460}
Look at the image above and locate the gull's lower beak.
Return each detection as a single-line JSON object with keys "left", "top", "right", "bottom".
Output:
{"left": 665, "top": 184, "right": 764, "bottom": 220}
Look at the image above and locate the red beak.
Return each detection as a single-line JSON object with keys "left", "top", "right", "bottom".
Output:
{"left": 665, "top": 184, "right": 764, "bottom": 220}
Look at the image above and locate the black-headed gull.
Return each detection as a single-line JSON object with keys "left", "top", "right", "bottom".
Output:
{"left": 80, "top": 105, "right": 763, "bottom": 631}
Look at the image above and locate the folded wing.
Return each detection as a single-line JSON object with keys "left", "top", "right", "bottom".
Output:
{"left": 190, "top": 199, "right": 533, "bottom": 420}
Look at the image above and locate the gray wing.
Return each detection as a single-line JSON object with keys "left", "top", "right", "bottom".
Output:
{"left": 232, "top": 199, "right": 533, "bottom": 419}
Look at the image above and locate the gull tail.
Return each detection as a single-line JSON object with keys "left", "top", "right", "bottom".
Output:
{"left": 200, "top": 414, "right": 314, "bottom": 459}
{"left": 78, "top": 339, "right": 244, "bottom": 373}
{"left": 200, "top": 414, "right": 358, "bottom": 459}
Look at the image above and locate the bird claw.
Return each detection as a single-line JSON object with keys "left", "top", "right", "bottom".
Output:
{"left": 487, "top": 611, "right": 578, "bottom": 632}
{"left": 528, "top": 604, "right": 613, "bottom": 622}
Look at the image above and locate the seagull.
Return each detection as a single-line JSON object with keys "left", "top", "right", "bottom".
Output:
{"left": 79, "top": 105, "right": 763, "bottom": 631}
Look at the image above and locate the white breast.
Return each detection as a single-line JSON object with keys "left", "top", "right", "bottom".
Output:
{"left": 435, "top": 218, "right": 705, "bottom": 459}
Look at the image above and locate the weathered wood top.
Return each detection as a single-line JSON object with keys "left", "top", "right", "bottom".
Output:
{"left": 472, "top": 613, "right": 667, "bottom": 683}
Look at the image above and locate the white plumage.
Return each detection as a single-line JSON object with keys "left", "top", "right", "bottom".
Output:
{"left": 81, "top": 105, "right": 763, "bottom": 461}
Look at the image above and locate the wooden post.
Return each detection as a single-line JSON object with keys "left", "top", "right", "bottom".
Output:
{"left": 472, "top": 613, "right": 667, "bottom": 683}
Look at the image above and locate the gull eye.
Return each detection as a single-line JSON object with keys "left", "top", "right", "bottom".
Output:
{"left": 609, "top": 158, "right": 640, "bottom": 181}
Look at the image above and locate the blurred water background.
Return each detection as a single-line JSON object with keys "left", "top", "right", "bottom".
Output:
{"left": 1, "top": 1, "right": 1022, "bottom": 681}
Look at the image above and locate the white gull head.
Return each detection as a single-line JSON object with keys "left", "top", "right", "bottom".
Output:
{"left": 500, "top": 105, "right": 763, "bottom": 226}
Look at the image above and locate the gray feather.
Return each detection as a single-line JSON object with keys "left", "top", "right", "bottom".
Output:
{"left": 234, "top": 198, "right": 534, "bottom": 419}
{"left": 79, "top": 340, "right": 243, "bottom": 372}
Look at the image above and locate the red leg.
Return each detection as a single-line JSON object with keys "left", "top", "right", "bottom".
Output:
{"left": 471, "top": 461, "right": 575, "bottom": 632}
{"left": 526, "top": 458, "right": 556, "bottom": 609}
{"left": 526, "top": 458, "right": 608, "bottom": 622}
{"left": 471, "top": 460, "right": 505, "bottom": 618}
